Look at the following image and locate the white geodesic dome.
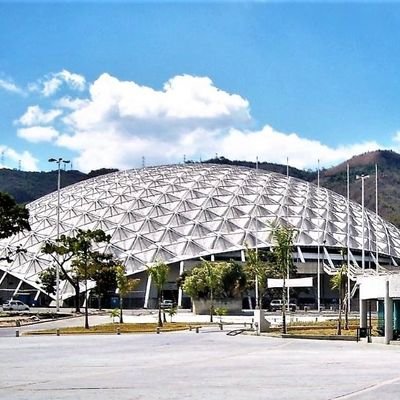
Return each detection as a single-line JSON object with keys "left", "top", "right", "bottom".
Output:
{"left": 1, "top": 163, "right": 400, "bottom": 300}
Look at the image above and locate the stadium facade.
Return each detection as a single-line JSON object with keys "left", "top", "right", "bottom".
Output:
{"left": 0, "top": 163, "right": 399, "bottom": 308}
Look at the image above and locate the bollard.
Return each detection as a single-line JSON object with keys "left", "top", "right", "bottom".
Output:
{"left": 156, "top": 327, "right": 160, "bottom": 334}
{"left": 56, "top": 329, "right": 60, "bottom": 336}
{"left": 117, "top": 327, "right": 121, "bottom": 335}
{"left": 16, "top": 330, "right": 19, "bottom": 337}
{"left": 195, "top": 326, "right": 199, "bottom": 333}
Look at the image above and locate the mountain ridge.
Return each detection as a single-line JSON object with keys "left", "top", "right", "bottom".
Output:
{"left": 1, "top": 150, "right": 400, "bottom": 226}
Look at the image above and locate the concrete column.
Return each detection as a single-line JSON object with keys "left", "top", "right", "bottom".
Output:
{"left": 144, "top": 274, "right": 152, "bottom": 309}
{"left": 359, "top": 298, "right": 367, "bottom": 329}
{"left": 384, "top": 280, "right": 393, "bottom": 345}
{"left": 0, "top": 271, "right": 7, "bottom": 286}
{"left": 177, "top": 261, "right": 184, "bottom": 308}
{"left": 13, "top": 281, "right": 22, "bottom": 298}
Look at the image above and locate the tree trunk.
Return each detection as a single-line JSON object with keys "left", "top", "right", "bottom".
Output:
{"left": 282, "top": 278, "right": 287, "bottom": 334}
{"left": 344, "top": 283, "right": 349, "bottom": 330}
{"left": 210, "top": 288, "right": 214, "bottom": 323}
{"left": 337, "top": 284, "right": 342, "bottom": 335}
{"left": 158, "top": 291, "right": 163, "bottom": 327}
{"left": 119, "top": 295, "right": 124, "bottom": 324}
{"left": 74, "top": 282, "right": 80, "bottom": 313}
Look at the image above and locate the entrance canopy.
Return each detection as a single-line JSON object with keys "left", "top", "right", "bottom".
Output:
{"left": 267, "top": 277, "right": 313, "bottom": 288}
{"left": 358, "top": 274, "right": 400, "bottom": 300}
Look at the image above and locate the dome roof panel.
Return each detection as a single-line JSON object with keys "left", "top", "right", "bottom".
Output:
{"left": 1, "top": 163, "right": 400, "bottom": 289}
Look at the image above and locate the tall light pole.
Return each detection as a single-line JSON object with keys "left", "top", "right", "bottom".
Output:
{"left": 375, "top": 163, "right": 379, "bottom": 274}
{"left": 317, "top": 159, "right": 321, "bottom": 312}
{"left": 49, "top": 157, "right": 70, "bottom": 312}
{"left": 356, "top": 174, "right": 370, "bottom": 273}
{"left": 254, "top": 156, "right": 259, "bottom": 310}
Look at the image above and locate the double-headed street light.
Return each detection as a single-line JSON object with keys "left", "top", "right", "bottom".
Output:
{"left": 49, "top": 157, "right": 70, "bottom": 312}
{"left": 356, "top": 174, "right": 370, "bottom": 273}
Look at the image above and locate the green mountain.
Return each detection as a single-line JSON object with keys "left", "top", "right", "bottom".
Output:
{"left": 205, "top": 151, "right": 400, "bottom": 227}
{"left": 1, "top": 150, "right": 399, "bottom": 226}
{"left": 0, "top": 168, "right": 118, "bottom": 204}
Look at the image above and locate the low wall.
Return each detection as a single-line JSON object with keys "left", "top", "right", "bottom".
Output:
{"left": 192, "top": 298, "right": 242, "bottom": 315}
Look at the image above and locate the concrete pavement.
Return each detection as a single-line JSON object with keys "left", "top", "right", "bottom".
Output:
{"left": 1, "top": 329, "right": 400, "bottom": 399}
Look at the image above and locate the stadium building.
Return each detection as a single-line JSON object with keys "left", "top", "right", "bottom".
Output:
{"left": 0, "top": 163, "right": 399, "bottom": 309}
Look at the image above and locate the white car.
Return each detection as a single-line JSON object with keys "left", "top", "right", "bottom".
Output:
{"left": 269, "top": 299, "right": 297, "bottom": 312}
{"left": 160, "top": 299, "right": 174, "bottom": 309}
{"left": 2, "top": 300, "right": 30, "bottom": 312}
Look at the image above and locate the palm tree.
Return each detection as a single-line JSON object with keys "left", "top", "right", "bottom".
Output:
{"left": 167, "top": 306, "right": 177, "bottom": 322}
{"left": 272, "top": 224, "right": 296, "bottom": 334}
{"left": 115, "top": 264, "right": 140, "bottom": 324}
{"left": 202, "top": 259, "right": 220, "bottom": 322}
{"left": 147, "top": 261, "right": 169, "bottom": 327}
{"left": 331, "top": 260, "right": 347, "bottom": 335}
{"left": 244, "top": 246, "right": 269, "bottom": 309}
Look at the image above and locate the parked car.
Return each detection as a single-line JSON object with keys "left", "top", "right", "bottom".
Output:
{"left": 2, "top": 300, "right": 30, "bottom": 312}
{"left": 160, "top": 299, "right": 175, "bottom": 309}
{"left": 269, "top": 299, "right": 297, "bottom": 312}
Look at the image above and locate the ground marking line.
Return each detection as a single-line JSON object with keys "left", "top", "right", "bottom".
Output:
{"left": 331, "top": 375, "right": 400, "bottom": 399}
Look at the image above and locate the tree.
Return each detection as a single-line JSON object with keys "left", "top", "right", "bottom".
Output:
{"left": 147, "top": 261, "right": 169, "bottom": 327}
{"left": 167, "top": 306, "right": 177, "bottom": 323}
{"left": 244, "top": 247, "right": 270, "bottom": 308}
{"left": 182, "top": 260, "right": 246, "bottom": 322}
{"left": 42, "top": 229, "right": 111, "bottom": 325}
{"left": 0, "top": 192, "right": 31, "bottom": 262}
{"left": 271, "top": 224, "right": 296, "bottom": 334}
{"left": 331, "top": 250, "right": 348, "bottom": 335}
{"left": 115, "top": 264, "right": 140, "bottom": 324}
{"left": 37, "top": 267, "right": 57, "bottom": 296}
{"left": 91, "top": 256, "right": 118, "bottom": 310}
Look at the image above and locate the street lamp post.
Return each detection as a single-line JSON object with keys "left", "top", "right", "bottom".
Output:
{"left": 49, "top": 157, "right": 70, "bottom": 312}
{"left": 356, "top": 174, "right": 370, "bottom": 273}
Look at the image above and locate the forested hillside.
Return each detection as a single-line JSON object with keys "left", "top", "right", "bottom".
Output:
{"left": 1, "top": 150, "right": 400, "bottom": 227}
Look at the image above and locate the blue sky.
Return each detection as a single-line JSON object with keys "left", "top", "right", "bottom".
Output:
{"left": 0, "top": 1, "right": 399, "bottom": 172}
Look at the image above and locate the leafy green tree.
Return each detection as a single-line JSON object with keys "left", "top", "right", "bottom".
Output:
{"left": 182, "top": 260, "right": 246, "bottom": 322}
{"left": 91, "top": 256, "right": 118, "bottom": 310}
{"left": 272, "top": 224, "right": 296, "bottom": 334}
{"left": 0, "top": 192, "right": 31, "bottom": 262}
{"left": 147, "top": 261, "right": 169, "bottom": 327}
{"left": 115, "top": 264, "right": 140, "bottom": 324}
{"left": 42, "top": 229, "right": 111, "bottom": 322}
{"left": 37, "top": 267, "right": 57, "bottom": 296}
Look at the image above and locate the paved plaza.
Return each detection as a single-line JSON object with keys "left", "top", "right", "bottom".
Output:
{"left": 1, "top": 326, "right": 400, "bottom": 400}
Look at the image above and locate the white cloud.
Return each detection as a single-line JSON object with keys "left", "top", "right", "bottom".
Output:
{"left": 0, "top": 146, "right": 39, "bottom": 171}
{"left": 17, "top": 126, "right": 60, "bottom": 143}
{"left": 54, "top": 96, "right": 88, "bottom": 110}
{"left": 31, "top": 70, "right": 86, "bottom": 97}
{"left": 17, "top": 105, "right": 62, "bottom": 126}
{"left": 64, "top": 73, "right": 250, "bottom": 135}
{"left": 218, "top": 126, "right": 381, "bottom": 169}
{"left": 0, "top": 78, "right": 24, "bottom": 95}
{"left": 13, "top": 72, "right": 386, "bottom": 172}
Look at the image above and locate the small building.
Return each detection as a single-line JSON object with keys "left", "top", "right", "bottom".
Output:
{"left": 358, "top": 274, "right": 400, "bottom": 344}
